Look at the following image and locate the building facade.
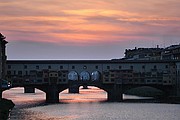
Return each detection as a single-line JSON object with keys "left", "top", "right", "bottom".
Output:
{"left": 6, "top": 60, "right": 177, "bottom": 87}
{"left": 161, "top": 45, "right": 180, "bottom": 60}
{"left": 124, "top": 44, "right": 180, "bottom": 60}
{"left": 176, "top": 62, "right": 180, "bottom": 96}
{"left": 124, "top": 47, "right": 163, "bottom": 60}
{"left": 0, "top": 33, "right": 8, "bottom": 99}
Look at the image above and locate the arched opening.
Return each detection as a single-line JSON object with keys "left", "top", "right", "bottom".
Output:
{"left": 60, "top": 86, "right": 107, "bottom": 103}
{"left": 91, "top": 71, "right": 101, "bottom": 81}
{"left": 123, "top": 86, "right": 164, "bottom": 100}
{"left": 2, "top": 87, "right": 46, "bottom": 106}
{"left": 80, "top": 71, "right": 90, "bottom": 81}
{"left": 68, "top": 71, "right": 78, "bottom": 81}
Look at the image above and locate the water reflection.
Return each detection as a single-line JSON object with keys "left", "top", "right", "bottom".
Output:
{"left": 2, "top": 87, "right": 180, "bottom": 120}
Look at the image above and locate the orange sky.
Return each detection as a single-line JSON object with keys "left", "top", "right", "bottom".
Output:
{"left": 0, "top": 0, "right": 180, "bottom": 59}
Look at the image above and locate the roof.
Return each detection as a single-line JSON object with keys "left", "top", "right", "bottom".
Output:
{"left": 6, "top": 59, "right": 178, "bottom": 64}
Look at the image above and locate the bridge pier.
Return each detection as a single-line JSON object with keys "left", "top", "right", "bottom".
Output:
{"left": 24, "top": 87, "right": 35, "bottom": 93}
{"left": 107, "top": 84, "right": 123, "bottom": 102}
{"left": 46, "top": 85, "right": 59, "bottom": 103}
{"left": 69, "top": 84, "right": 79, "bottom": 93}
{"left": 0, "top": 91, "right": 2, "bottom": 100}
{"left": 177, "top": 88, "right": 180, "bottom": 97}
{"left": 82, "top": 84, "right": 88, "bottom": 89}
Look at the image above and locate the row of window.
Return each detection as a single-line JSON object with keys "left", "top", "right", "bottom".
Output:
{"left": 104, "top": 78, "right": 168, "bottom": 83}
{"left": 8, "top": 64, "right": 170, "bottom": 70}
{"left": 8, "top": 65, "right": 98, "bottom": 70}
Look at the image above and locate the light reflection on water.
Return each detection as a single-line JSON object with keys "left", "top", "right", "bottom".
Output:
{"left": 3, "top": 87, "right": 180, "bottom": 120}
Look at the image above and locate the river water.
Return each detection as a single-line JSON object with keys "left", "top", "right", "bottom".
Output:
{"left": 2, "top": 87, "right": 180, "bottom": 120}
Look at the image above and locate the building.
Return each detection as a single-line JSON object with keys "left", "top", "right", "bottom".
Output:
{"left": 0, "top": 33, "right": 8, "bottom": 99}
{"left": 6, "top": 60, "right": 176, "bottom": 86}
{"left": 124, "top": 46, "right": 163, "bottom": 60}
{"left": 123, "top": 44, "right": 180, "bottom": 61}
{"left": 176, "top": 62, "right": 180, "bottom": 96}
{"left": 161, "top": 44, "right": 180, "bottom": 60}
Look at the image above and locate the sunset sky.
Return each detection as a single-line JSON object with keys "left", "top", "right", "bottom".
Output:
{"left": 1, "top": 0, "right": 180, "bottom": 60}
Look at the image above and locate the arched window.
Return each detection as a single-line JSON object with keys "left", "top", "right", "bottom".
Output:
{"left": 91, "top": 71, "right": 101, "bottom": 81}
{"left": 80, "top": 71, "right": 90, "bottom": 81}
{"left": 68, "top": 71, "right": 78, "bottom": 81}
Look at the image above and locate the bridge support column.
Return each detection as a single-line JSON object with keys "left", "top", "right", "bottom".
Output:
{"left": 69, "top": 84, "right": 79, "bottom": 93}
{"left": 46, "top": 85, "right": 59, "bottom": 103}
{"left": 177, "top": 88, "right": 180, "bottom": 97}
{"left": 82, "top": 84, "right": 88, "bottom": 89}
{"left": 107, "top": 84, "right": 123, "bottom": 102}
{"left": 24, "top": 87, "right": 35, "bottom": 93}
{"left": 0, "top": 91, "right": 2, "bottom": 100}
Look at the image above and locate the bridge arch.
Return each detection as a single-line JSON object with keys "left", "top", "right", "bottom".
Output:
{"left": 2, "top": 86, "right": 47, "bottom": 94}
{"left": 60, "top": 85, "right": 108, "bottom": 102}
{"left": 122, "top": 85, "right": 174, "bottom": 97}
{"left": 2, "top": 87, "right": 47, "bottom": 104}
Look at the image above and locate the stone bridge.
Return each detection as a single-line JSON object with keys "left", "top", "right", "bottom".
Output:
{"left": 2, "top": 78, "right": 175, "bottom": 103}
{"left": 2, "top": 60, "right": 179, "bottom": 103}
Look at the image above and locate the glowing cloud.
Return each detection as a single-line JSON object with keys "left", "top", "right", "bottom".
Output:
{"left": 1, "top": 0, "right": 180, "bottom": 45}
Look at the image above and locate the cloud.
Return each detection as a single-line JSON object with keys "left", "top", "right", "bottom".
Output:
{"left": 1, "top": 0, "right": 180, "bottom": 58}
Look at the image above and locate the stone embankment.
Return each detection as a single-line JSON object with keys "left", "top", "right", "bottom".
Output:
{"left": 0, "top": 98, "right": 15, "bottom": 120}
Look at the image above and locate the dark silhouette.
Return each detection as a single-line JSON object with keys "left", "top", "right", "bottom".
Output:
{"left": 0, "top": 33, "right": 6, "bottom": 40}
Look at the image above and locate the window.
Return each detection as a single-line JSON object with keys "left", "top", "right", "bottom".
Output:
{"left": 83, "top": 65, "right": 87, "bottom": 69}
{"left": 141, "top": 79, "right": 144, "bottom": 82}
{"left": 158, "top": 80, "right": 162, "bottom": 83}
{"left": 165, "top": 65, "right": 168, "bottom": 69}
{"left": 8, "top": 65, "right": 11, "bottom": 69}
{"left": 7, "top": 71, "right": 11, "bottom": 75}
{"left": 105, "top": 74, "right": 109, "bottom": 77}
{"left": 95, "top": 66, "right": 98, "bottom": 69}
{"left": 36, "top": 66, "right": 39, "bottom": 69}
{"left": 24, "top": 65, "right": 27, "bottom": 69}
{"left": 105, "top": 79, "right": 109, "bottom": 82}
{"left": 25, "top": 71, "right": 28, "bottom": 75}
{"left": 107, "top": 66, "right": 110, "bottom": 69}
{"left": 58, "top": 72, "right": 62, "bottom": 76}
{"left": 44, "top": 78, "right": 49, "bottom": 82}
{"left": 48, "top": 65, "right": 51, "bottom": 69}
{"left": 60, "top": 66, "right": 63, "bottom": 69}
{"left": 119, "top": 66, "right": 121, "bottom": 69}
{"left": 72, "top": 66, "right": 75, "bottom": 69}
{"left": 111, "top": 74, "right": 115, "bottom": 77}
{"left": 152, "top": 75, "right": 156, "bottom": 77}
{"left": 154, "top": 65, "right": 157, "bottom": 69}
{"left": 142, "top": 65, "right": 145, "bottom": 69}
{"left": 18, "top": 71, "right": 22, "bottom": 75}
{"left": 130, "top": 66, "right": 133, "bottom": 70}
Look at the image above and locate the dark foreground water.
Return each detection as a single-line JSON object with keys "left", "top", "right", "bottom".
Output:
{"left": 3, "top": 87, "right": 180, "bottom": 120}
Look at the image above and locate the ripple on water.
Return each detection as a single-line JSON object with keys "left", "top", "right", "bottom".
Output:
{"left": 3, "top": 87, "right": 180, "bottom": 120}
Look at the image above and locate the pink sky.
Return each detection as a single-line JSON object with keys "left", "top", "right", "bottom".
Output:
{"left": 0, "top": 0, "right": 180, "bottom": 59}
